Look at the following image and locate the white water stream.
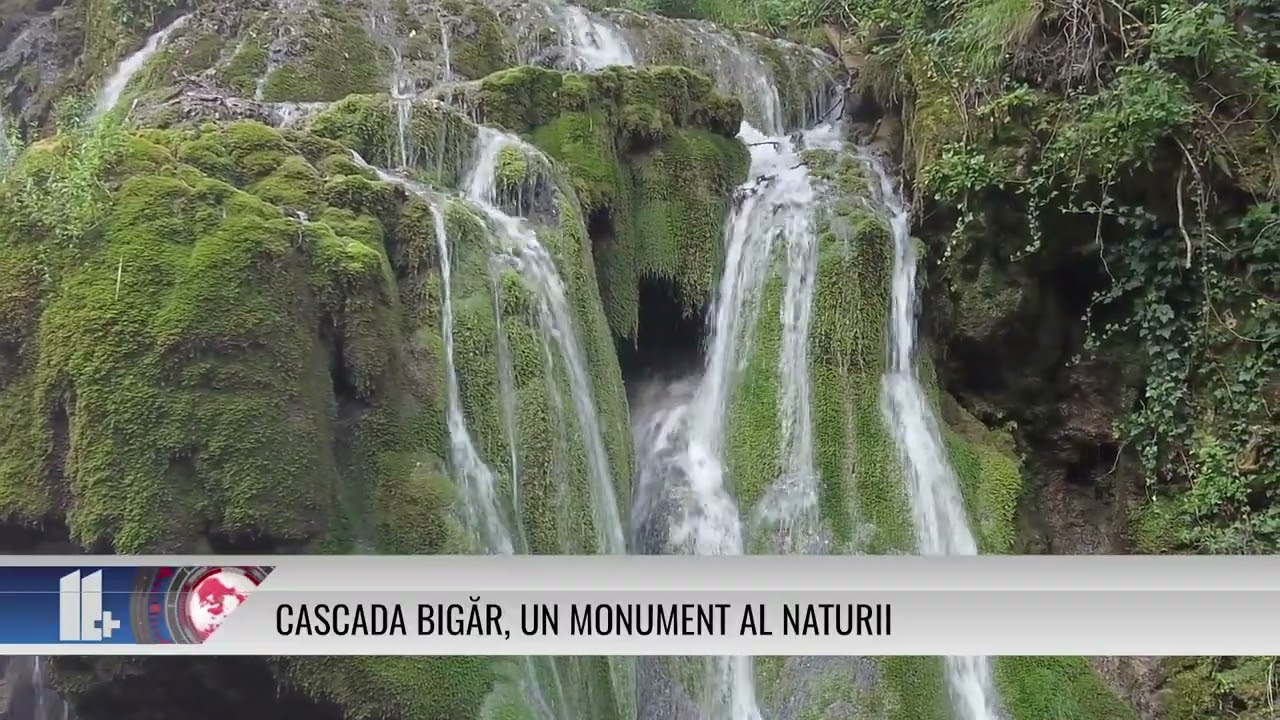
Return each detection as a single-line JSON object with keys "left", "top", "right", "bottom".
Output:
{"left": 561, "top": 5, "right": 636, "bottom": 70}
{"left": 556, "top": 9, "right": 845, "bottom": 717}
{"left": 866, "top": 152, "right": 1004, "bottom": 719}
{"left": 464, "top": 127, "right": 628, "bottom": 557}
{"left": 94, "top": 14, "right": 191, "bottom": 118}
{"left": 367, "top": 164, "right": 517, "bottom": 555}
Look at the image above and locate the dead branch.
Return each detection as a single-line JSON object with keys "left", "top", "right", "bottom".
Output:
{"left": 1176, "top": 164, "right": 1193, "bottom": 269}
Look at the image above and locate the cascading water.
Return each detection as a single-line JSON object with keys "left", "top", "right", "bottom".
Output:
{"left": 438, "top": 11, "right": 453, "bottom": 81}
{"left": 465, "top": 126, "right": 635, "bottom": 720}
{"left": 464, "top": 127, "right": 627, "bottom": 557}
{"left": 94, "top": 14, "right": 191, "bottom": 118}
{"left": 366, "top": 165, "right": 517, "bottom": 555}
{"left": 29, "top": 656, "right": 72, "bottom": 720}
{"left": 553, "top": 10, "right": 840, "bottom": 717}
{"left": 865, "top": 152, "right": 1004, "bottom": 719}
{"left": 560, "top": 4, "right": 636, "bottom": 70}
{"left": 390, "top": 46, "right": 415, "bottom": 168}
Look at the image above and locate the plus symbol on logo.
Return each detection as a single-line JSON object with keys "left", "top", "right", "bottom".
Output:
{"left": 99, "top": 611, "right": 121, "bottom": 638}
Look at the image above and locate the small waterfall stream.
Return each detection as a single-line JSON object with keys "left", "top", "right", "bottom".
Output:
{"left": 365, "top": 163, "right": 517, "bottom": 555}
{"left": 865, "top": 152, "right": 1004, "bottom": 719}
{"left": 390, "top": 46, "right": 415, "bottom": 168}
{"left": 93, "top": 14, "right": 191, "bottom": 118}
{"left": 465, "top": 127, "right": 628, "bottom": 557}
{"left": 561, "top": 4, "right": 636, "bottom": 70}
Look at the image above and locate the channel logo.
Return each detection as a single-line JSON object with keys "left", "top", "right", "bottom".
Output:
{"left": 0, "top": 565, "right": 274, "bottom": 645}
{"left": 58, "top": 570, "right": 120, "bottom": 641}
{"left": 136, "top": 565, "right": 273, "bottom": 644}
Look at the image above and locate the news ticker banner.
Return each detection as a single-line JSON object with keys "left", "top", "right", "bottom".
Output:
{"left": 1, "top": 555, "right": 1278, "bottom": 656}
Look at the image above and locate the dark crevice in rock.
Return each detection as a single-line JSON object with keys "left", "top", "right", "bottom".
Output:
{"left": 1064, "top": 443, "right": 1120, "bottom": 486}
{"left": 924, "top": 205, "right": 1148, "bottom": 559}
{"left": 0, "top": 517, "right": 76, "bottom": 553}
{"left": 51, "top": 657, "right": 346, "bottom": 720}
{"left": 206, "top": 530, "right": 301, "bottom": 553}
{"left": 322, "top": 319, "right": 361, "bottom": 410}
{"left": 616, "top": 275, "right": 705, "bottom": 388}
{"left": 587, "top": 207, "right": 614, "bottom": 255}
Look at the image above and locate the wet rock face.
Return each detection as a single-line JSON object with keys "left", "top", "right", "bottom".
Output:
{"left": 0, "top": 1, "right": 81, "bottom": 130}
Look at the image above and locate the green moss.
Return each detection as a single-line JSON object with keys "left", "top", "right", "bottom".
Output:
{"left": 748, "top": 37, "right": 827, "bottom": 130}
{"left": 471, "top": 65, "right": 747, "bottom": 339}
{"left": 474, "top": 65, "right": 743, "bottom": 144}
{"left": 0, "top": 122, "right": 407, "bottom": 552}
{"left": 1159, "top": 656, "right": 1280, "bottom": 720}
{"left": 1129, "top": 495, "right": 1181, "bottom": 553}
{"left": 440, "top": 0, "right": 515, "bottom": 81}
{"left": 248, "top": 155, "right": 324, "bottom": 213}
{"left": 720, "top": 147, "right": 958, "bottom": 717}
{"left": 495, "top": 145, "right": 529, "bottom": 193}
{"left": 903, "top": 46, "right": 966, "bottom": 176}
{"left": 259, "top": 1, "right": 385, "bottom": 102}
{"left": 173, "top": 32, "right": 225, "bottom": 76}
{"left": 309, "top": 95, "right": 477, "bottom": 187}
{"left": 995, "top": 657, "right": 1137, "bottom": 720}
{"left": 795, "top": 150, "right": 906, "bottom": 552}
{"left": 218, "top": 41, "right": 269, "bottom": 97}
{"left": 877, "top": 657, "right": 952, "bottom": 719}
{"left": 941, "top": 393, "right": 1022, "bottom": 553}
{"left": 281, "top": 656, "right": 496, "bottom": 720}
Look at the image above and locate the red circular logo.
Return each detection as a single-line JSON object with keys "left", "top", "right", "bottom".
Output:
{"left": 185, "top": 567, "right": 259, "bottom": 640}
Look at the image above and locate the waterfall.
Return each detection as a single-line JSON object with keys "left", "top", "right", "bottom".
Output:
{"left": 438, "top": 11, "right": 453, "bottom": 81}
{"left": 561, "top": 5, "right": 636, "bottom": 70}
{"left": 748, "top": 119, "right": 846, "bottom": 552}
{"left": 94, "top": 14, "right": 191, "bottom": 118}
{"left": 464, "top": 127, "right": 627, "bottom": 557}
{"left": 465, "top": 126, "right": 634, "bottom": 719}
{"left": 30, "top": 656, "right": 72, "bottom": 720}
{"left": 551, "top": 10, "right": 838, "bottom": 717}
{"left": 390, "top": 45, "right": 415, "bottom": 168}
{"left": 865, "top": 152, "right": 1004, "bottom": 719}
{"left": 359, "top": 160, "right": 517, "bottom": 555}
{"left": 34, "top": 656, "right": 47, "bottom": 720}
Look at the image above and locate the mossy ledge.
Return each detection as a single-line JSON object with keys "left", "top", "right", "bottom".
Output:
{"left": 465, "top": 64, "right": 749, "bottom": 340}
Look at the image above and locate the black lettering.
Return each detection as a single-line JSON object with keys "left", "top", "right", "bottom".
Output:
{"left": 857, "top": 603, "right": 873, "bottom": 636}
{"left": 276, "top": 604, "right": 294, "bottom": 635}
{"left": 522, "top": 603, "right": 558, "bottom": 636}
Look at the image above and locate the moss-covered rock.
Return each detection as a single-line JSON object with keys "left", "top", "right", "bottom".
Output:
{"left": 467, "top": 64, "right": 747, "bottom": 339}
{"left": 439, "top": 0, "right": 516, "bottom": 81}
{"left": 731, "top": 146, "right": 952, "bottom": 718}
{"left": 604, "top": 9, "right": 839, "bottom": 132}
{"left": 309, "top": 94, "right": 477, "bottom": 186}
{"left": 259, "top": 0, "right": 386, "bottom": 102}
{"left": 2, "top": 98, "right": 645, "bottom": 716}
{"left": 0, "top": 120, "right": 408, "bottom": 552}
